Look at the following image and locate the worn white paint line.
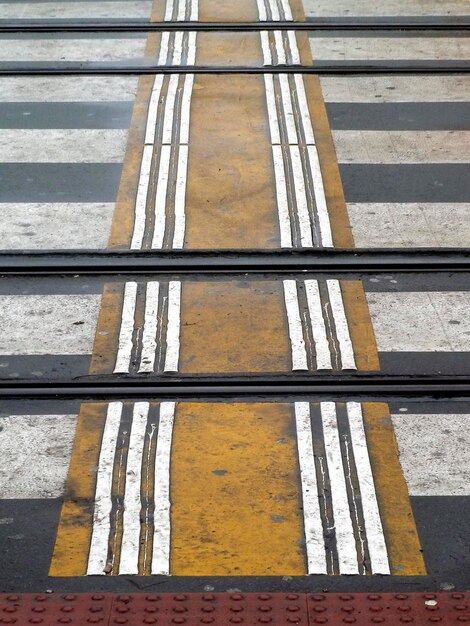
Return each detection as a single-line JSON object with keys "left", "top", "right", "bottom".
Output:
{"left": 256, "top": 0, "right": 268, "bottom": 22}
{"left": 295, "top": 402, "right": 328, "bottom": 574}
{"left": 0, "top": 129, "right": 127, "bottom": 163}
{"left": 348, "top": 203, "right": 470, "bottom": 249}
{"left": 0, "top": 76, "right": 139, "bottom": 102}
{"left": 272, "top": 146, "right": 292, "bottom": 246}
{"left": 173, "top": 145, "right": 188, "bottom": 249}
{"left": 119, "top": 402, "right": 149, "bottom": 575}
{"left": 294, "top": 75, "right": 316, "bottom": 145}
{"left": 279, "top": 74, "right": 297, "bottom": 145}
{"left": 0, "top": 203, "right": 113, "bottom": 251}
{"left": 158, "top": 32, "right": 171, "bottom": 66}
{"left": 151, "top": 145, "right": 171, "bottom": 249}
{"left": 187, "top": 31, "right": 197, "bottom": 66}
{"left": 283, "top": 279, "right": 308, "bottom": 370}
{"left": 288, "top": 32, "right": 301, "bottom": 64}
{"left": 139, "top": 282, "right": 160, "bottom": 374}
{"left": 306, "top": 145, "right": 334, "bottom": 248}
{"left": 172, "top": 30, "right": 184, "bottom": 66}
{"left": 190, "top": 0, "right": 199, "bottom": 20}
{"left": 367, "top": 291, "right": 470, "bottom": 352}
{"left": 144, "top": 21, "right": 170, "bottom": 142}
{"left": 260, "top": 31, "right": 272, "bottom": 67}
{"left": 264, "top": 75, "right": 281, "bottom": 144}
{"left": 290, "top": 145, "right": 313, "bottom": 247}
{"left": 161, "top": 33, "right": 184, "bottom": 143}
{"left": 347, "top": 402, "right": 390, "bottom": 575}
{"left": 152, "top": 401, "right": 176, "bottom": 575}
{"left": 0, "top": 294, "right": 100, "bottom": 355}
{"left": 131, "top": 145, "right": 153, "bottom": 250}
{"left": 0, "top": 39, "right": 147, "bottom": 63}
{"left": 162, "top": 75, "right": 180, "bottom": 145}
{"left": 304, "top": 0, "right": 470, "bottom": 17}
{"left": 333, "top": 130, "right": 470, "bottom": 164}
{"left": 178, "top": 74, "right": 194, "bottom": 145}
{"left": 163, "top": 281, "right": 181, "bottom": 373}
{"left": 319, "top": 76, "right": 470, "bottom": 103}
{"left": 0, "top": 414, "right": 77, "bottom": 499}
{"left": 0, "top": 2, "right": 153, "bottom": 20}
{"left": 274, "top": 30, "right": 287, "bottom": 65}
{"left": 177, "top": 0, "right": 186, "bottom": 21}
{"left": 327, "top": 280, "right": 356, "bottom": 370}
{"left": 310, "top": 37, "right": 470, "bottom": 62}
{"left": 144, "top": 76, "right": 164, "bottom": 146}
{"left": 164, "top": 0, "right": 174, "bottom": 21}
{"left": 114, "top": 282, "right": 138, "bottom": 374}
{"left": 87, "top": 402, "right": 123, "bottom": 576}
{"left": 304, "top": 280, "right": 333, "bottom": 370}
{"left": 269, "top": 0, "right": 281, "bottom": 21}
{"left": 279, "top": 0, "right": 294, "bottom": 20}
{"left": 392, "top": 412, "right": 470, "bottom": 496}
{"left": 321, "top": 402, "right": 359, "bottom": 575}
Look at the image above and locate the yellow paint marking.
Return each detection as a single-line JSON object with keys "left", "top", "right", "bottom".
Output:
{"left": 302, "top": 75, "right": 355, "bottom": 248}
{"left": 179, "top": 281, "right": 290, "bottom": 373}
{"left": 49, "top": 403, "right": 107, "bottom": 576}
{"left": 107, "top": 0, "right": 163, "bottom": 248}
{"left": 362, "top": 403, "right": 427, "bottom": 576}
{"left": 185, "top": 3, "right": 281, "bottom": 249}
{"left": 89, "top": 282, "right": 124, "bottom": 375}
{"left": 171, "top": 402, "right": 306, "bottom": 575}
{"left": 107, "top": 75, "right": 153, "bottom": 248}
{"left": 184, "top": 74, "right": 281, "bottom": 248}
{"left": 290, "top": 0, "right": 355, "bottom": 249}
{"left": 199, "top": 0, "right": 259, "bottom": 21}
{"left": 340, "top": 280, "right": 381, "bottom": 371}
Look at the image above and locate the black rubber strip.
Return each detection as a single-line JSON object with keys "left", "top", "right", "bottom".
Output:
{"left": 0, "top": 19, "right": 469, "bottom": 32}
{"left": 1, "top": 63, "right": 469, "bottom": 75}
{"left": 0, "top": 376, "right": 468, "bottom": 399}
{"left": 0, "top": 250, "right": 469, "bottom": 274}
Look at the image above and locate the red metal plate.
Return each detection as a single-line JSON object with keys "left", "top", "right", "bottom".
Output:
{"left": 0, "top": 592, "right": 469, "bottom": 625}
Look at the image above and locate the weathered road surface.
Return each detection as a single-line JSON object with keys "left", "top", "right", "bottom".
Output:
{"left": 0, "top": 0, "right": 470, "bottom": 613}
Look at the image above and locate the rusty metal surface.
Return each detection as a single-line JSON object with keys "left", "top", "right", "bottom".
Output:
{"left": 1, "top": 592, "right": 470, "bottom": 625}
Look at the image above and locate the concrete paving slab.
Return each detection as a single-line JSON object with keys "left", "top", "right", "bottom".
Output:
{"left": 0, "top": 414, "right": 77, "bottom": 498}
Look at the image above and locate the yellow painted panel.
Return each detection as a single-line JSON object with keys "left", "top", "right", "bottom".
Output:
{"left": 341, "top": 280, "right": 381, "bottom": 371}
{"left": 290, "top": 0, "right": 355, "bottom": 249}
{"left": 184, "top": 73, "right": 280, "bottom": 248}
{"left": 199, "top": 0, "right": 259, "bottom": 22}
{"left": 49, "top": 403, "right": 107, "bottom": 576}
{"left": 89, "top": 282, "right": 123, "bottom": 375}
{"left": 362, "top": 403, "right": 426, "bottom": 576}
{"left": 179, "top": 281, "right": 290, "bottom": 373}
{"left": 171, "top": 402, "right": 306, "bottom": 575}
{"left": 107, "top": 75, "right": 154, "bottom": 249}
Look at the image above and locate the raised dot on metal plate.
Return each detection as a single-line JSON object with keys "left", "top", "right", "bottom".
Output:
{"left": 117, "top": 596, "right": 131, "bottom": 604}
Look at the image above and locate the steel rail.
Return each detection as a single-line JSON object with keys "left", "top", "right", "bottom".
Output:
{"left": 0, "top": 19, "right": 469, "bottom": 32}
{"left": 0, "top": 62, "right": 469, "bottom": 76}
{"left": 0, "top": 250, "right": 469, "bottom": 275}
{"left": 0, "top": 376, "right": 468, "bottom": 399}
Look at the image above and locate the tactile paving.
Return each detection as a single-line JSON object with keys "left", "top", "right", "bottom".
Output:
{"left": 0, "top": 592, "right": 469, "bottom": 625}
